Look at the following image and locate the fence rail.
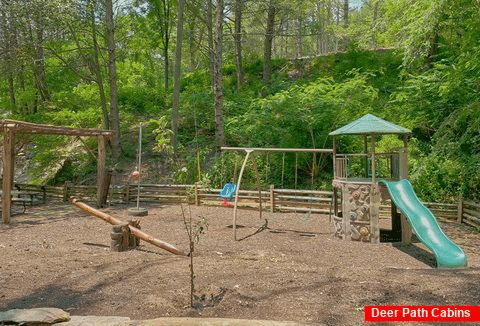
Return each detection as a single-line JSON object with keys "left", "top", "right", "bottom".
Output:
{"left": 459, "top": 199, "right": 480, "bottom": 228}
{"left": 12, "top": 183, "right": 480, "bottom": 229}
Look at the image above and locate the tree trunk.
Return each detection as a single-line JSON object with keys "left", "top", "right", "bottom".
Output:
{"left": 343, "top": 0, "right": 349, "bottom": 50}
{"left": 233, "top": 0, "right": 244, "bottom": 91}
{"left": 105, "top": 0, "right": 121, "bottom": 158}
{"left": 296, "top": 17, "right": 303, "bottom": 59}
{"left": 150, "top": 0, "right": 172, "bottom": 89}
{"left": 213, "top": 0, "right": 225, "bottom": 148}
{"left": 163, "top": 36, "right": 170, "bottom": 89}
{"left": 1, "top": 2, "right": 16, "bottom": 108}
{"left": 31, "top": 27, "right": 50, "bottom": 102}
{"left": 207, "top": 0, "right": 214, "bottom": 88}
{"left": 371, "top": 0, "right": 379, "bottom": 49}
{"left": 90, "top": 0, "right": 109, "bottom": 130}
{"left": 172, "top": 0, "right": 186, "bottom": 152}
{"left": 262, "top": 0, "right": 276, "bottom": 93}
{"left": 18, "top": 64, "right": 27, "bottom": 115}
{"left": 187, "top": 16, "right": 197, "bottom": 71}
{"left": 161, "top": 0, "right": 171, "bottom": 89}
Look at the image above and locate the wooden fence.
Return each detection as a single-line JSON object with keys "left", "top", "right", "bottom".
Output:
{"left": 458, "top": 199, "right": 480, "bottom": 228}
{"left": 195, "top": 185, "right": 333, "bottom": 214}
{"left": 13, "top": 183, "right": 480, "bottom": 229}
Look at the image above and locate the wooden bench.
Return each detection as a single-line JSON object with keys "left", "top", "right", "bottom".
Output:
{"left": 14, "top": 184, "right": 46, "bottom": 206}
{"left": 0, "top": 185, "right": 47, "bottom": 214}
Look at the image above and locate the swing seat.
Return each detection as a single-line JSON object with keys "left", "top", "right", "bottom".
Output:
{"left": 220, "top": 183, "right": 237, "bottom": 206}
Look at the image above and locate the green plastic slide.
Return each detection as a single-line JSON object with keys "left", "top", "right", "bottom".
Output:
{"left": 380, "top": 179, "right": 467, "bottom": 269}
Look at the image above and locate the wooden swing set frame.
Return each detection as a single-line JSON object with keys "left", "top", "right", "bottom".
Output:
{"left": 1, "top": 120, "right": 112, "bottom": 224}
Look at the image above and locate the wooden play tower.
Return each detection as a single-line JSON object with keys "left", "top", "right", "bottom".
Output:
{"left": 330, "top": 114, "right": 412, "bottom": 243}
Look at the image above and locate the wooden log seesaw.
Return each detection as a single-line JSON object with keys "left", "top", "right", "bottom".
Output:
{"left": 70, "top": 197, "right": 186, "bottom": 256}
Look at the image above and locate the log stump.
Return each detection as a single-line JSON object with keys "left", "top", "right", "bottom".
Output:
{"left": 110, "top": 219, "right": 141, "bottom": 252}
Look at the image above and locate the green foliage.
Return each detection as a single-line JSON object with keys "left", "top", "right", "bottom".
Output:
{"left": 26, "top": 134, "right": 98, "bottom": 186}
{"left": 2, "top": 0, "right": 479, "bottom": 204}
{"left": 228, "top": 70, "right": 378, "bottom": 149}
{"left": 46, "top": 106, "right": 103, "bottom": 128}
{"left": 149, "top": 116, "right": 174, "bottom": 154}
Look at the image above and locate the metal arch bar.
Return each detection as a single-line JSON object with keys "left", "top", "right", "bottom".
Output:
{"left": 232, "top": 149, "right": 253, "bottom": 240}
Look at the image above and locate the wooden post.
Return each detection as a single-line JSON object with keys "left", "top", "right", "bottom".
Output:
{"left": 332, "top": 187, "right": 338, "bottom": 223}
{"left": 97, "top": 135, "right": 107, "bottom": 207}
{"left": 457, "top": 197, "right": 463, "bottom": 224}
{"left": 251, "top": 155, "right": 262, "bottom": 219}
{"left": 370, "top": 134, "right": 380, "bottom": 243}
{"left": 63, "top": 182, "right": 70, "bottom": 202}
{"left": 125, "top": 183, "right": 130, "bottom": 204}
{"left": 270, "top": 184, "right": 275, "bottom": 213}
{"left": 2, "top": 128, "right": 15, "bottom": 224}
{"left": 399, "top": 148, "right": 408, "bottom": 180}
{"left": 41, "top": 186, "right": 47, "bottom": 204}
{"left": 332, "top": 136, "right": 337, "bottom": 179}
{"left": 128, "top": 219, "right": 141, "bottom": 247}
{"left": 364, "top": 134, "right": 369, "bottom": 177}
{"left": 398, "top": 147, "right": 412, "bottom": 243}
{"left": 194, "top": 183, "right": 199, "bottom": 206}
{"left": 343, "top": 194, "right": 351, "bottom": 241}
{"left": 371, "top": 134, "right": 376, "bottom": 184}
{"left": 111, "top": 225, "right": 123, "bottom": 252}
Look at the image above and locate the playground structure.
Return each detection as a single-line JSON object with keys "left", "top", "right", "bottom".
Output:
{"left": 0, "top": 118, "right": 468, "bottom": 268}
{"left": 381, "top": 179, "right": 467, "bottom": 269}
{"left": 330, "top": 114, "right": 411, "bottom": 244}
{"left": 127, "top": 125, "right": 148, "bottom": 217}
{"left": 330, "top": 114, "right": 467, "bottom": 268}
{"left": 70, "top": 197, "right": 186, "bottom": 256}
{"left": 220, "top": 147, "right": 333, "bottom": 240}
{"left": 219, "top": 183, "right": 237, "bottom": 206}
{"left": 0, "top": 119, "right": 112, "bottom": 224}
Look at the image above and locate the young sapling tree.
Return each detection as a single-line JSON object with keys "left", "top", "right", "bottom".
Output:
{"left": 181, "top": 205, "right": 208, "bottom": 308}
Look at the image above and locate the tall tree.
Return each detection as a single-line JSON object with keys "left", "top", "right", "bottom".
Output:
{"left": 207, "top": 0, "right": 215, "bottom": 87}
{"left": 89, "top": 0, "right": 110, "bottom": 130}
{"left": 24, "top": 1, "right": 51, "bottom": 107}
{"left": 342, "top": 0, "right": 349, "bottom": 49}
{"left": 171, "top": 0, "right": 186, "bottom": 151}
{"left": 262, "top": 0, "right": 276, "bottom": 91}
{"left": 0, "top": 0, "right": 17, "bottom": 108}
{"left": 213, "top": 0, "right": 225, "bottom": 147}
{"left": 105, "top": 0, "right": 121, "bottom": 158}
{"left": 233, "top": 0, "right": 244, "bottom": 90}
{"left": 146, "top": 0, "right": 174, "bottom": 89}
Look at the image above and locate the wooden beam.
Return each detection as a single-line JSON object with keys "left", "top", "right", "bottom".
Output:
{"left": 332, "top": 136, "right": 337, "bottom": 179}
{"left": 0, "top": 119, "right": 112, "bottom": 137}
{"left": 0, "top": 120, "right": 112, "bottom": 213}
{"left": 2, "top": 128, "right": 15, "bottom": 223}
{"left": 96, "top": 135, "right": 107, "bottom": 207}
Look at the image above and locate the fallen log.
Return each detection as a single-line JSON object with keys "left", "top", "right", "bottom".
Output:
{"left": 70, "top": 197, "right": 186, "bottom": 256}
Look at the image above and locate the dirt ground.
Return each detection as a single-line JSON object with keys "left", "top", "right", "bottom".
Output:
{"left": 1, "top": 200, "right": 479, "bottom": 326}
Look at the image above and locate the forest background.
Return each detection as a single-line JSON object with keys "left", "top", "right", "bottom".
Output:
{"left": 0, "top": 0, "right": 479, "bottom": 203}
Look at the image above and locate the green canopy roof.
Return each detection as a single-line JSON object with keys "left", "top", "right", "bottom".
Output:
{"left": 329, "top": 114, "right": 411, "bottom": 136}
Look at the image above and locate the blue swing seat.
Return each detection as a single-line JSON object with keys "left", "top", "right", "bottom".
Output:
{"left": 220, "top": 183, "right": 237, "bottom": 206}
